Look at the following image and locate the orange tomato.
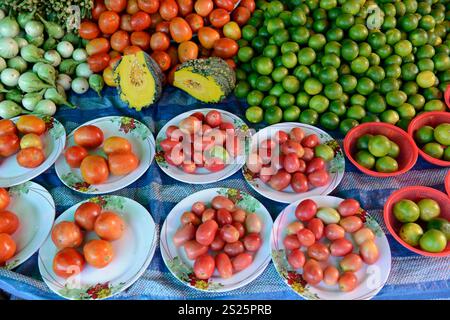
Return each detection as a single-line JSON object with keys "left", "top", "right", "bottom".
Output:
{"left": 80, "top": 155, "right": 109, "bottom": 185}
{"left": 109, "top": 54, "right": 122, "bottom": 68}
{"left": 94, "top": 211, "right": 125, "bottom": 241}
{"left": 0, "top": 188, "right": 10, "bottom": 211}
{"left": 156, "top": 21, "right": 170, "bottom": 33}
{"left": 86, "top": 37, "right": 111, "bottom": 55}
{"left": 79, "top": 21, "right": 101, "bottom": 40}
{"left": 92, "top": 0, "right": 108, "bottom": 20}
{"left": 213, "top": 38, "right": 238, "bottom": 58}
{"left": 150, "top": 12, "right": 164, "bottom": 27}
{"left": 232, "top": 6, "right": 250, "bottom": 26}
{"left": 17, "top": 147, "right": 45, "bottom": 168}
{"left": 107, "top": 152, "right": 139, "bottom": 175}
{"left": 150, "top": 31, "right": 170, "bottom": 51}
{"left": 214, "top": 0, "right": 234, "bottom": 11}
{"left": 0, "top": 134, "right": 20, "bottom": 157}
{"left": 126, "top": 0, "right": 140, "bottom": 14}
{"left": 64, "top": 145, "right": 89, "bottom": 168}
{"left": 83, "top": 239, "right": 114, "bottom": 268}
{"left": 198, "top": 27, "right": 220, "bottom": 49}
{"left": 0, "top": 119, "right": 17, "bottom": 136}
{"left": 131, "top": 11, "right": 152, "bottom": 31}
{"left": 75, "top": 202, "right": 102, "bottom": 231}
{"left": 51, "top": 221, "right": 83, "bottom": 249}
{"left": 74, "top": 125, "right": 104, "bottom": 149}
{"left": 194, "top": 0, "right": 213, "bottom": 17}
{"left": 123, "top": 45, "right": 142, "bottom": 55}
{"left": 120, "top": 13, "right": 134, "bottom": 31}
{"left": 20, "top": 133, "right": 43, "bottom": 149}
{"left": 53, "top": 248, "right": 85, "bottom": 278}
{"left": 138, "top": 0, "right": 160, "bottom": 13}
{"left": 167, "top": 45, "right": 179, "bottom": 66}
{"left": 103, "top": 66, "right": 117, "bottom": 87}
{"left": 16, "top": 115, "right": 46, "bottom": 135}
{"left": 177, "top": 0, "right": 194, "bottom": 16}
{"left": 185, "top": 13, "right": 204, "bottom": 32}
{"left": 105, "top": 0, "right": 127, "bottom": 12}
{"left": 159, "top": 0, "right": 179, "bottom": 20}
{"left": 0, "top": 211, "right": 19, "bottom": 235}
{"left": 169, "top": 17, "right": 192, "bottom": 43}
{"left": 0, "top": 233, "right": 16, "bottom": 264}
{"left": 178, "top": 41, "right": 198, "bottom": 62}
{"left": 88, "top": 52, "right": 111, "bottom": 72}
{"left": 151, "top": 51, "right": 171, "bottom": 71}
{"left": 98, "top": 10, "right": 120, "bottom": 34}
{"left": 110, "top": 30, "right": 130, "bottom": 52}
{"left": 225, "top": 58, "right": 236, "bottom": 69}
{"left": 130, "top": 31, "right": 151, "bottom": 50}
{"left": 209, "top": 9, "right": 230, "bottom": 28}
{"left": 240, "top": 0, "right": 255, "bottom": 13}
{"left": 103, "top": 136, "right": 132, "bottom": 154}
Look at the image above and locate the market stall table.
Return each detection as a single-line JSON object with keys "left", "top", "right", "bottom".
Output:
{"left": 0, "top": 87, "right": 448, "bottom": 300}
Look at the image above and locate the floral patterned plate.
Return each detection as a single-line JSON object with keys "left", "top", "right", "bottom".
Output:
{"left": 243, "top": 123, "right": 345, "bottom": 203}
{"left": 155, "top": 108, "right": 251, "bottom": 184}
{"left": 38, "top": 195, "right": 157, "bottom": 300}
{"left": 1, "top": 182, "right": 55, "bottom": 270}
{"left": 271, "top": 196, "right": 391, "bottom": 300}
{"left": 54, "top": 116, "right": 155, "bottom": 194}
{"left": 0, "top": 116, "right": 66, "bottom": 188}
{"left": 160, "top": 188, "right": 272, "bottom": 292}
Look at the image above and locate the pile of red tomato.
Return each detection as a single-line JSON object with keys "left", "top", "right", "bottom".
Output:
{"left": 173, "top": 195, "right": 263, "bottom": 280}
{"left": 64, "top": 125, "right": 140, "bottom": 185}
{"left": 52, "top": 202, "right": 126, "bottom": 277}
{"left": 0, "top": 188, "right": 20, "bottom": 265}
{"left": 80, "top": 0, "right": 255, "bottom": 85}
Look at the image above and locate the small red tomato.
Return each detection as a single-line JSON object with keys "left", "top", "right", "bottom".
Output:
{"left": 74, "top": 202, "right": 102, "bottom": 231}
{"left": 275, "top": 131, "right": 289, "bottom": 144}
{"left": 283, "top": 234, "right": 301, "bottom": 250}
{"left": 210, "top": 234, "right": 225, "bottom": 251}
{"left": 268, "top": 170, "right": 291, "bottom": 191}
{"left": 359, "top": 240, "right": 379, "bottom": 264}
{"left": 232, "top": 222, "right": 245, "bottom": 238}
{"left": 353, "top": 227, "right": 375, "bottom": 246}
{"left": 305, "top": 157, "right": 326, "bottom": 174}
{"left": 323, "top": 265, "right": 340, "bottom": 285}
{"left": 308, "top": 169, "right": 330, "bottom": 187}
{"left": 287, "top": 221, "right": 304, "bottom": 235}
{"left": 204, "top": 157, "right": 225, "bottom": 172}
{"left": 74, "top": 125, "right": 104, "bottom": 149}
{"left": 307, "top": 218, "right": 324, "bottom": 240}
{"left": 213, "top": 38, "right": 238, "bottom": 59}
{"left": 184, "top": 240, "right": 208, "bottom": 260}
{"left": 201, "top": 208, "right": 216, "bottom": 222}
{"left": 138, "top": 0, "right": 160, "bottom": 13}
{"left": 325, "top": 224, "right": 346, "bottom": 241}
{"left": 243, "top": 233, "right": 261, "bottom": 251}
{"left": 131, "top": 11, "right": 152, "bottom": 31}
{"left": 159, "top": 0, "right": 179, "bottom": 21}
{"left": 287, "top": 248, "right": 305, "bottom": 269}
{"left": 79, "top": 21, "right": 101, "bottom": 40}
{"left": 80, "top": 155, "right": 109, "bottom": 185}
{"left": 51, "top": 221, "right": 83, "bottom": 249}
{"left": 151, "top": 51, "right": 171, "bottom": 71}
{"left": 232, "top": 252, "right": 253, "bottom": 272}
{"left": 231, "top": 6, "right": 250, "bottom": 26}
{"left": 196, "top": 220, "right": 218, "bottom": 246}
{"left": 0, "top": 189, "right": 11, "bottom": 211}
{"left": 283, "top": 153, "right": 300, "bottom": 173}
{"left": 223, "top": 241, "right": 244, "bottom": 256}
{"left": 220, "top": 224, "right": 240, "bottom": 243}
{"left": 173, "top": 224, "right": 195, "bottom": 247}
{"left": 302, "top": 134, "right": 320, "bottom": 148}
{"left": 53, "top": 248, "right": 85, "bottom": 278}
{"left": 17, "top": 147, "right": 45, "bottom": 168}
{"left": 330, "top": 238, "right": 353, "bottom": 257}
{"left": 64, "top": 146, "right": 88, "bottom": 168}
{"left": 290, "top": 128, "right": 305, "bottom": 142}
{"left": 340, "top": 253, "right": 363, "bottom": 272}
{"left": 216, "top": 208, "right": 232, "bottom": 226}
{"left": 295, "top": 199, "right": 317, "bottom": 222}
{"left": 180, "top": 211, "right": 201, "bottom": 226}
{"left": 0, "top": 133, "right": 19, "bottom": 157}
{"left": 339, "top": 216, "right": 363, "bottom": 233}
{"left": 108, "top": 152, "right": 140, "bottom": 176}
{"left": 302, "top": 259, "right": 323, "bottom": 285}
{"left": 302, "top": 147, "right": 314, "bottom": 161}
{"left": 110, "top": 30, "right": 130, "bottom": 52}
{"left": 291, "top": 172, "right": 309, "bottom": 193}
{"left": 83, "top": 239, "right": 114, "bottom": 268}
{"left": 215, "top": 252, "right": 233, "bottom": 279}
{"left": 307, "top": 242, "right": 330, "bottom": 261}
{"left": 240, "top": 0, "right": 255, "bottom": 13}
{"left": 98, "top": 11, "right": 120, "bottom": 34}
{"left": 296, "top": 228, "right": 315, "bottom": 247}
{"left": 205, "top": 110, "right": 222, "bottom": 127}
{"left": 191, "top": 201, "right": 206, "bottom": 216}
{"left": 338, "top": 199, "right": 361, "bottom": 217}
{"left": 88, "top": 52, "right": 111, "bottom": 72}
{"left": 231, "top": 209, "right": 246, "bottom": 223}
{"left": 193, "top": 254, "right": 215, "bottom": 279}
{"left": 338, "top": 272, "right": 358, "bottom": 292}
{"left": 94, "top": 211, "right": 126, "bottom": 241}
{"left": 281, "top": 140, "right": 304, "bottom": 158}
{"left": 0, "top": 211, "right": 19, "bottom": 235}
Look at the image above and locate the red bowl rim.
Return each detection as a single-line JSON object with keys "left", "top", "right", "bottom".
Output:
{"left": 407, "top": 111, "right": 450, "bottom": 167}
{"left": 383, "top": 186, "right": 450, "bottom": 257}
{"left": 344, "top": 122, "right": 419, "bottom": 177}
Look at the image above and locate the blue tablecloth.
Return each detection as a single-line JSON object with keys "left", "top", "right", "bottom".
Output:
{"left": 0, "top": 86, "right": 449, "bottom": 300}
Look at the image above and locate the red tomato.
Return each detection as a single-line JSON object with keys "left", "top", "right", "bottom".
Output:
{"left": 51, "top": 221, "right": 83, "bottom": 249}
{"left": 79, "top": 21, "right": 100, "bottom": 40}
{"left": 83, "top": 239, "right": 114, "bottom": 268}
{"left": 0, "top": 211, "right": 19, "bottom": 235}
{"left": 159, "top": 0, "right": 179, "bottom": 20}
{"left": 195, "top": 220, "right": 218, "bottom": 246}
{"left": 86, "top": 37, "right": 111, "bottom": 55}
{"left": 287, "top": 248, "right": 305, "bottom": 269}
{"left": 308, "top": 169, "right": 330, "bottom": 187}
{"left": 302, "top": 134, "right": 319, "bottom": 148}
{"left": 281, "top": 140, "right": 304, "bottom": 158}
{"left": 275, "top": 131, "right": 288, "bottom": 144}
{"left": 231, "top": 6, "right": 250, "bottom": 26}
{"left": 64, "top": 146, "right": 88, "bottom": 168}
{"left": 193, "top": 254, "right": 215, "bottom": 279}
{"left": 359, "top": 240, "right": 379, "bottom": 264}
{"left": 74, "top": 202, "right": 102, "bottom": 231}
{"left": 223, "top": 240, "right": 244, "bottom": 256}
{"left": 291, "top": 172, "right": 308, "bottom": 193}
{"left": 244, "top": 212, "right": 261, "bottom": 233}
{"left": 209, "top": 234, "right": 224, "bottom": 251}
{"left": 296, "top": 228, "right": 315, "bottom": 247}
{"left": 0, "top": 233, "right": 16, "bottom": 263}
{"left": 232, "top": 222, "right": 245, "bottom": 238}
{"left": 353, "top": 227, "right": 375, "bottom": 245}
{"left": 167, "top": 45, "right": 179, "bottom": 66}
{"left": 330, "top": 238, "right": 353, "bottom": 257}
{"left": 156, "top": 20, "right": 170, "bottom": 33}
{"left": 53, "top": 248, "right": 85, "bottom": 278}
{"left": 232, "top": 252, "right": 253, "bottom": 272}
{"left": 16, "top": 115, "right": 46, "bottom": 135}
{"left": 215, "top": 0, "right": 234, "bottom": 11}
{"left": 204, "top": 157, "right": 225, "bottom": 172}
{"left": 108, "top": 152, "right": 139, "bottom": 176}
{"left": 307, "top": 242, "right": 330, "bottom": 261}
{"left": 325, "top": 224, "right": 345, "bottom": 241}
{"left": 20, "top": 133, "right": 42, "bottom": 150}
{"left": 120, "top": 14, "right": 134, "bottom": 31}
{"left": 98, "top": 11, "right": 120, "bottom": 34}
{"left": 184, "top": 239, "right": 208, "bottom": 260}
{"left": 80, "top": 155, "right": 109, "bottom": 185}
{"left": 209, "top": 9, "right": 230, "bottom": 28}
{"left": 131, "top": 11, "right": 152, "bottom": 31}
{"left": 220, "top": 224, "right": 240, "bottom": 243}
{"left": 198, "top": 27, "right": 220, "bottom": 49}
{"left": 232, "top": 209, "right": 246, "bottom": 223}
{"left": 302, "top": 147, "right": 314, "bottom": 161}
{"left": 169, "top": 17, "right": 192, "bottom": 43}
{"left": 123, "top": 45, "right": 142, "bottom": 55}
{"left": 290, "top": 127, "right": 305, "bottom": 142}
{"left": 92, "top": 0, "right": 108, "bottom": 20}
{"left": 185, "top": 13, "right": 203, "bottom": 32}
{"left": 150, "top": 31, "right": 170, "bottom": 51}
{"left": 240, "top": 0, "right": 255, "bottom": 12}
{"left": 243, "top": 233, "right": 261, "bottom": 251}
{"left": 194, "top": 0, "right": 213, "bottom": 16}
{"left": 173, "top": 223, "right": 195, "bottom": 247}
{"left": 110, "top": 30, "right": 130, "bottom": 52}
{"left": 323, "top": 265, "right": 340, "bottom": 285}
{"left": 74, "top": 125, "right": 104, "bottom": 149}
{"left": 339, "top": 216, "right": 363, "bottom": 233}
{"left": 0, "top": 134, "right": 19, "bottom": 157}
{"left": 216, "top": 208, "right": 232, "bottom": 226}
{"left": 286, "top": 221, "right": 304, "bottom": 235}
{"left": 0, "top": 189, "right": 10, "bottom": 211}
{"left": 307, "top": 218, "right": 324, "bottom": 240}
{"left": 0, "top": 119, "right": 16, "bottom": 136}
{"left": 103, "top": 136, "right": 132, "bottom": 154}
{"left": 191, "top": 202, "right": 206, "bottom": 216}
{"left": 302, "top": 259, "right": 323, "bottom": 285}
{"left": 17, "top": 147, "right": 45, "bottom": 168}
{"left": 338, "top": 272, "right": 358, "bottom": 292}
{"left": 151, "top": 51, "right": 171, "bottom": 71}
{"left": 283, "top": 153, "right": 300, "bottom": 173}
{"left": 211, "top": 196, "right": 235, "bottom": 211}
{"left": 340, "top": 253, "right": 363, "bottom": 272}
{"left": 215, "top": 252, "right": 232, "bottom": 279}
{"left": 130, "top": 31, "right": 151, "bottom": 50}
{"left": 94, "top": 211, "right": 125, "bottom": 241}
{"left": 138, "top": 0, "right": 160, "bottom": 13}
{"left": 105, "top": 0, "right": 127, "bottom": 12}
{"left": 178, "top": 40, "right": 198, "bottom": 62}
{"left": 305, "top": 157, "right": 325, "bottom": 174}
{"left": 338, "top": 199, "right": 361, "bottom": 217}
{"left": 177, "top": 0, "right": 194, "bottom": 16}
{"left": 204, "top": 110, "right": 221, "bottom": 127}
{"left": 268, "top": 170, "right": 291, "bottom": 191}
{"left": 126, "top": 0, "right": 140, "bottom": 14}
{"left": 283, "top": 234, "right": 300, "bottom": 250}
{"left": 88, "top": 52, "right": 111, "bottom": 72}
{"left": 180, "top": 212, "right": 201, "bottom": 225}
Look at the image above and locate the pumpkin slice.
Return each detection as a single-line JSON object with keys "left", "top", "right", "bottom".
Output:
{"left": 173, "top": 57, "right": 236, "bottom": 103}
{"left": 114, "top": 51, "right": 163, "bottom": 111}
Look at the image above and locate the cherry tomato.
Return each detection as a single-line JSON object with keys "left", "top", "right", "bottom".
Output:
{"left": 291, "top": 172, "right": 309, "bottom": 193}
{"left": 325, "top": 224, "right": 345, "bottom": 241}
{"left": 20, "top": 133, "right": 43, "bottom": 149}
{"left": 323, "top": 265, "right": 340, "bottom": 285}
{"left": 149, "top": 32, "right": 169, "bottom": 52}
{"left": 191, "top": 202, "right": 206, "bottom": 216}
{"left": 173, "top": 223, "right": 195, "bottom": 247}
{"left": 0, "top": 211, "right": 19, "bottom": 235}
{"left": 198, "top": 27, "right": 220, "bottom": 49}
{"left": 330, "top": 238, "right": 353, "bottom": 257}
{"left": 308, "top": 169, "right": 330, "bottom": 187}
{"left": 194, "top": 254, "right": 215, "bottom": 279}
{"left": 16, "top": 115, "right": 46, "bottom": 135}
{"left": 94, "top": 211, "right": 125, "bottom": 241}
{"left": 338, "top": 272, "right": 358, "bottom": 292}
{"left": 185, "top": 13, "right": 204, "bottom": 32}
{"left": 244, "top": 212, "right": 262, "bottom": 233}
{"left": 283, "top": 234, "right": 300, "bottom": 250}
{"left": 151, "top": 51, "right": 171, "bottom": 71}
{"left": 338, "top": 199, "right": 361, "bottom": 217}
{"left": 211, "top": 195, "right": 234, "bottom": 211}
{"left": 159, "top": 0, "right": 179, "bottom": 20}
{"left": 64, "top": 146, "right": 88, "bottom": 168}
{"left": 194, "top": 0, "right": 213, "bottom": 17}
{"left": 53, "top": 248, "right": 85, "bottom": 278}
{"left": 340, "top": 253, "right": 363, "bottom": 272}
{"left": 0, "top": 189, "right": 10, "bottom": 211}
{"left": 74, "top": 125, "right": 104, "bottom": 149}
{"left": 88, "top": 52, "right": 111, "bottom": 72}
{"left": 268, "top": 170, "right": 291, "bottom": 191}
{"left": 180, "top": 211, "right": 201, "bottom": 226}
{"left": 138, "top": 0, "right": 160, "bottom": 13}
{"left": 131, "top": 11, "right": 152, "bottom": 31}
{"left": 120, "top": 14, "right": 134, "bottom": 31}
{"left": 79, "top": 21, "right": 100, "bottom": 40}
{"left": 223, "top": 21, "right": 241, "bottom": 40}
{"left": 295, "top": 199, "right": 317, "bottom": 222}
{"left": 129, "top": 31, "right": 150, "bottom": 50}
{"left": 17, "top": 147, "right": 45, "bottom": 168}
{"left": 74, "top": 202, "right": 102, "bottom": 231}
{"left": 0, "top": 134, "right": 19, "bottom": 157}
{"left": 209, "top": 8, "right": 230, "bottom": 28}
{"left": 108, "top": 152, "right": 139, "bottom": 176}
{"left": 0, "top": 233, "right": 16, "bottom": 263}
{"left": 105, "top": 0, "right": 127, "bottom": 12}
{"left": 240, "top": 0, "right": 255, "bottom": 12}
{"left": 232, "top": 222, "right": 245, "bottom": 238}
{"left": 339, "top": 216, "right": 363, "bottom": 233}
{"left": 243, "top": 233, "right": 261, "bottom": 251}
{"left": 287, "top": 248, "right": 305, "bottom": 269}
{"left": 169, "top": 17, "right": 192, "bottom": 43}
{"left": 216, "top": 208, "right": 232, "bottom": 226}
{"left": 215, "top": 0, "right": 233, "bottom": 11}
{"left": 359, "top": 240, "right": 379, "bottom": 264}
{"left": 184, "top": 239, "right": 209, "bottom": 260}
{"left": 220, "top": 224, "right": 240, "bottom": 243}
{"left": 302, "top": 134, "right": 319, "bottom": 148}
{"left": 305, "top": 157, "right": 325, "bottom": 174}
{"left": 302, "top": 259, "right": 323, "bottom": 285}
{"left": 287, "top": 221, "right": 304, "bottom": 235}
{"left": 126, "top": 0, "right": 140, "bottom": 14}
{"left": 289, "top": 128, "right": 305, "bottom": 142}
{"left": 86, "top": 38, "right": 111, "bottom": 56}
{"left": 282, "top": 140, "right": 304, "bottom": 158}
{"left": 210, "top": 234, "right": 225, "bottom": 251}
{"left": 103, "top": 136, "right": 131, "bottom": 154}
{"left": 232, "top": 209, "right": 246, "bottom": 223}
{"left": 215, "top": 252, "right": 232, "bottom": 279}
{"left": 353, "top": 227, "right": 375, "bottom": 246}
{"left": 195, "top": 220, "right": 218, "bottom": 246}
{"left": 177, "top": 0, "right": 194, "bottom": 16}
{"left": 302, "top": 147, "right": 314, "bottom": 161}
{"left": 156, "top": 21, "right": 170, "bottom": 33}
{"left": 232, "top": 252, "right": 253, "bottom": 272}
{"left": 307, "top": 242, "right": 330, "bottom": 261}
{"left": 296, "top": 228, "right": 315, "bottom": 247}
{"left": 83, "top": 239, "right": 114, "bottom": 268}
{"left": 0, "top": 119, "right": 16, "bottom": 137}
{"left": 51, "top": 221, "right": 83, "bottom": 249}
{"left": 92, "top": 0, "right": 108, "bottom": 20}
{"left": 98, "top": 10, "right": 120, "bottom": 34}
{"left": 223, "top": 240, "right": 244, "bottom": 256}
{"left": 110, "top": 30, "right": 130, "bottom": 52}
{"left": 307, "top": 218, "right": 324, "bottom": 240}
{"left": 123, "top": 45, "right": 142, "bottom": 55}
{"left": 178, "top": 41, "right": 198, "bottom": 62}
{"left": 80, "top": 155, "right": 109, "bottom": 185}
{"left": 283, "top": 153, "right": 300, "bottom": 173}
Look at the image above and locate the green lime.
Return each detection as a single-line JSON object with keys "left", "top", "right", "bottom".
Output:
{"left": 267, "top": 0, "right": 284, "bottom": 17}
{"left": 399, "top": 13, "right": 419, "bottom": 32}
{"left": 366, "top": 66, "right": 385, "bottom": 83}
{"left": 309, "top": 95, "right": 329, "bottom": 113}
{"left": 235, "top": 68, "right": 246, "bottom": 81}
{"left": 298, "top": 48, "right": 316, "bottom": 66}
{"left": 283, "top": 105, "right": 301, "bottom": 121}
{"left": 408, "top": 94, "right": 426, "bottom": 111}
{"left": 234, "top": 81, "right": 251, "bottom": 99}
{"left": 399, "top": 223, "right": 424, "bottom": 246}
{"left": 237, "top": 47, "right": 254, "bottom": 63}
{"left": 423, "top": 142, "right": 444, "bottom": 159}
{"left": 341, "top": 39, "right": 359, "bottom": 61}
{"left": 351, "top": 56, "right": 370, "bottom": 74}
{"left": 347, "top": 105, "right": 366, "bottom": 120}
{"left": 356, "top": 134, "right": 373, "bottom": 150}
{"left": 304, "top": 78, "right": 323, "bottom": 95}
{"left": 356, "top": 77, "right": 375, "bottom": 95}
{"left": 315, "top": 144, "right": 334, "bottom": 162}
{"left": 263, "top": 45, "right": 279, "bottom": 59}
{"left": 281, "top": 42, "right": 300, "bottom": 54}
{"left": 281, "top": 52, "right": 298, "bottom": 69}
{"left": 339, "top": 118, "right": 359, "bottom": 135}
{"left": 267, "top": 17, "right": 285, "bottom": 34}
{"left": 271, "top": 67, "right": 288, "bottom": 83}
{"left": 247, "top": 90, "right": 264, "bottom": 106}
{"left": 386, "top": 90, "right": 407, "bottom": 107}
{"left": 296, "top": 92, "right": 310, "bottom": 107}
{"left": 361, "top": 114, "right": 380, "bottom": 123}
{"left": 376, "top": 44, "right": 393, "bottom": 60}
{"left": 427, "top": 218, "right": 450, "bottom": 241}
{"left": 402, "top": 82, "right": 419, "bottom": 96}
{"left": 321, "top": 53, "right": 341, "bottom": 68}
{"left": 358, "top": 43, "right": 372, "bottom": 58}
{"left": 409, "top": 29, "right": 428, "bottom": 47}
{"left": 335, "top": 13, "right": 354, "bottom": 30}
{"left": 394, "top": 199, "right": 420, "bottom": 223}
{"left": 394, "top": 40, "right": 413, "bottom": 57}
{"left": 382, "top": 16, "right": 397, "bottom": 30}
{"left": 401, "top": 63, "right": 419, "bottom": 81}
{"left": 417, "top": 58, "right": 435, "bottom": 72}
{"left": 256, "top": 76, "right": 273, "bottom": 92}
{"left": 324, "top": 41, "right": 341, "bottom": 55}
{"left": 324, "top": 83, "right": 343, "bottom": 100}
{"left": 308, "top": 33, "right": 327, "bottom": 51}
{"left": 282, "top": 75, "right": 300, "bottom": 94}
{"left": 434, "top": 123, "right": 450, "bottom": 146}
{"left": 388, "top": 141, "right": 400, "bottom": 158}
{"left": 269, "top": 83, "right": 285, "bottom": 97}
{"left": 255, "top": 57, "right": 274, "bottom": 76}
{"left": 424, "top": 100, "right": 446, "bottom": 112}
{"left": 348, "top": 24, "right": 368, "bottom": 42}
{"left": 248, "top": 72, "right": 258, "bottom": 88}
{"left": 279, "top": 11, "right": 292, "bottom": 26}
{"left": 419, "top": 229, "right": 447, "bottom": 253}
{"left": 355, "top": 150, "right": 376, "bottom": 169}
{"left": 290, "top": 8, "right": 307, "bottom": 26}
{"left": 397, "top": 103, "right": 416, "bottom": 119}
{"left": 261, "top": 95, "right": 278, "bottom": 109}
{"left": 386, "top": 29, "right": 402, "bottom": 45}
{"left": 312, "top": 19, "right": 329, "bottom": 33}
{"left": 350, "top": 94, "right": 366, "bottom": 106}
{"left": 310, "top": 63, "right": 322, "bottom": 78}
{"left": 398, "top": 118, "right": 412, "bottom": 131}
{"left": 329, "top": 100, "right": 346, "bottom": 116}
{"left": 246, "top": 106, "right": 264, "bottom": 123}
{"left": 385, "top": 54, "right": 402, "bottom": 65}
{"left": 419, "top": 15, "right": 435, "bottom": 30}
{"left": 279, "top": 93, "right": 295, "bottom": 108}
{"left": 264, "top": 106, "right": 283, "bottom": 124}
{"left": 339, "top": 75, "right": 358, "bottom": 92}
{"left": 293, "top": 66, "right": 311, "bottom": 82}
{"left": 366, "top": 93, "right": 386, "bottom": 114}
{"left": 418, "top": 198, "right": 441, "bottom": 222}
{"left": 326, "top": 27, "right": 344, "bottom": 41}
{"left": 319, "top": 112, "right": 339, "bottom": 130}
{"left": 290, "top": 26, "right": 310, "bottom": 44}
{"left": 369, "top": 135, "right": 392, "bottom": 157}
{"left": 380, "top": 78, "right": 401, "bottom": 94}
{"left": 242, "top": 25, "right": 257, "bottom": 41}
{"left": 367, "top": 31, "right": 386, "bottom": 49}
{"left": 320, "top": 0, "right": 337, "bottom": 10}
{"left": 273, "top": 29, "right": 290, "bottom": 46}
{"left": 300, "top": 109, "right": 319, "bottom": 125}
{"left": 380, "top": 110, "right": 400, "bottom": 125}
{"left": 416, "top": 44, "right": 435, "bottom": 59}
{"left": 319, "top": 66, "right": 339, "bottom": 85}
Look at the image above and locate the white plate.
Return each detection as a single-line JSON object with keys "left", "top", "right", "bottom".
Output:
{"left": 160, "top": 188, "right": 272, "bottom": 292}
{"left": 1, "top": 182, "right": 55, "bottom": 270}
{"left": 38, "top": 195, "right": 157, "bottom": 300}
{"left": 55, "top": 116, "right": 155, "bottom": 194}
{"left": 155, "top": 108, "right": 250, "bottom": 184}
{"left": 0, "top": 116, "right": 66, "bottom": 188}
{"left": 243, "top": 123, "right": 345, "bottom": 203}
{"left": 271, "top": 196, "right": 391, "bottom": 300}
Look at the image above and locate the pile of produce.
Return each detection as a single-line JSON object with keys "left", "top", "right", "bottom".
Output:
{"left": 394, "top": 198, "right": 448, "bottom": 253}
{"left": 354, "top": 133, "right": 400, "bottom": 173}
{"left": 234, "top": 0, "right": 449, "bottom": 132}
{"left": 414, "top": 122, "right": 450, "bottom": 161}
{"left": 173, "top": 195, "right": 263, "bottom": 280}
{"left": 284, "top": 198, "right": 379, "bottom": 292}
{"left": 0, "top": 188, "right": 19, "bottom": 265}
{"left": 52, "top": 202, "right": 126, "bottom": 277}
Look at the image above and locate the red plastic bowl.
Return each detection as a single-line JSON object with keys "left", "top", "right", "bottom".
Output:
{"left": 446, "top": 171, "right": 450, "bottom": 197}
{"left": 407, "top": 111, "right": 450, "bottom": 167}
{"left": 344, "top": 122, "right": 418, "bottom": 177}
{"left": 384, "top": 186, "right": 450, "bottom": 257}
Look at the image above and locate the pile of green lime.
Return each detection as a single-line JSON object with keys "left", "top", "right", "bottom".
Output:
{"left": 414, "top": 122, "right": 450, "bottom": 161}
{"left": 234, "top": 0, "right": 450, "bottom": 133}
{"left": 354, "top": 134, "right": 400, "bottom": 172}
{"left": 394, "top": 198, "right": 448, "bottom": 253}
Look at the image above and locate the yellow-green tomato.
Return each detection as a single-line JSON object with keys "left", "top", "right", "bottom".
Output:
{"left": 393, "top": 199, "right": 420, "bottom": 223}
{"left": 419, "top": 229, "right": 447, "bottom": 253}
{"left": 417, "top": 198, "right": 441, "bottom": 221}
{"left": 316, "top": 207, "right": 341, "bottom": 224}
{"left": 399, "top": 223, "right": 424, "bottom": 246}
